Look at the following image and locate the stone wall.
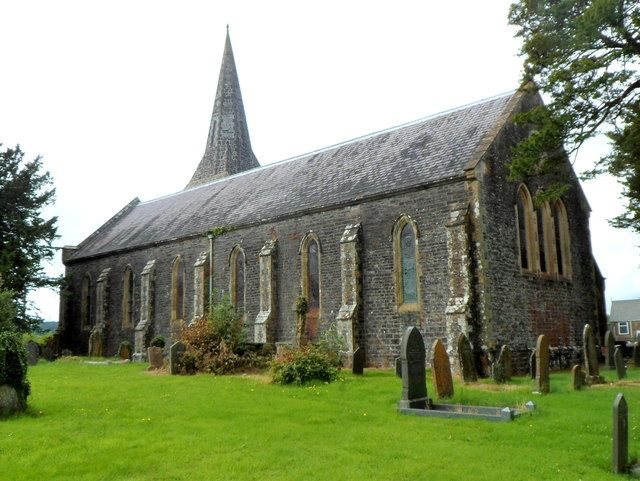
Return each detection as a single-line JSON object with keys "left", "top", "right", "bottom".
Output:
{"left": 60, "top": 180, "right": 468, "bottom": 366}
{"left": 472, "top": 94, "right": 600, "bottom": 372}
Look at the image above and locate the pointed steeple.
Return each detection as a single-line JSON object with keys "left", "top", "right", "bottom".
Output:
{"left": 186, "top": 28, "right": 259, "bottom": 188}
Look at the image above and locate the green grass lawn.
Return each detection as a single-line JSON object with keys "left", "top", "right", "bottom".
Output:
{"left": 2, "top": 360, "right": 640, "bottom": 481}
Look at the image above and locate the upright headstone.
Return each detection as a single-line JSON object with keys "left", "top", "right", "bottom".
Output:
{"left": 633, "top": 342, "right": 640, "bottom": 367}
{"left": 147, "top": 346, "right": 164, "bottom": 370}
{"left": 457, "top": 333, "right": 477, "bottom": 382}
{"left": 497, "top": 345, "right": 512, "bottom": 381}
{"left": 432, "top": 339, "right": 454, "bottom": 399}
{"left": 169, "top": 341, "right": 187, "bottom": 375}
{"left": 605, "top": 331, "right": 616, "bottom": 370}
{"left": 529, "top": 350, "right": 536, "bottom": 379}
{"left": 352, "top": 347, "right": 364, "bottom": 375}
{"left": 614, "top": 346, "right": 626, "bottom": 380}
{"left": 535, "top": 334, "right": 550, "bottom": 394}
{"left": 571, "top": 364, "right": 585, "bottom": 390}
{"left": 398, "top": 326, "right": 429, "bottom": 409}
{"left": 118, "top": 341, "right": 133, "bottom": 360}
{"left": 583, "top": 324, "right": 603, "bottom": 384}
{"left": 612, "top": 393, "right": 628, "bottom": 474}
{"left": 88, "top": 330, "right": 103, "bottom": 357}
{"left": 395, "top": 357, "right": 402, "bottom": 378}
{"left": 25, "top": 341, "right": 39, "bottom": 366}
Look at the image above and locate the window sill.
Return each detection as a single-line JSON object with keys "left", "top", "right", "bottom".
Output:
{"left": 397, "top": 303, "right": 421, "bottom": 313}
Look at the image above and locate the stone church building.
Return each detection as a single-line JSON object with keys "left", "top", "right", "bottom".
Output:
{"left": 58, "top": 31, "right": 607, "bottom": 371}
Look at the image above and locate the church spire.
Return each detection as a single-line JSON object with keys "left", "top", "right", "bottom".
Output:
{"left": 186, "top": 28, "right": 259, "bottom": 189}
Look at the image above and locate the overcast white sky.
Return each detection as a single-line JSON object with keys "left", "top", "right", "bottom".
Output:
{"left": 1, "top": 0, "right": 638, "bottom": 322}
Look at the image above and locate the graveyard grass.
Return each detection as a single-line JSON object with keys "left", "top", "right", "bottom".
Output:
{"left": 3, "top": 360, "right": 640, "bottom": 481}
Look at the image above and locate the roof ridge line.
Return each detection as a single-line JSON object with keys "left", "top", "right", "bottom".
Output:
{"left": 141, "top": 89, "right": 516, "bottom": 205}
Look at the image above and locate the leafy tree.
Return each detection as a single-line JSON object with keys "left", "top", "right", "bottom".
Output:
{"left": 0, "top": 277, "right": 17, "bottom": 332}
{"left": 508, "top": 0, "right": 640, "bottom": 230}
{"left": 0, "top": 144, "right": 58, "bottom": 331}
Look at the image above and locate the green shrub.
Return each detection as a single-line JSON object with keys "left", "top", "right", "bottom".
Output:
{"left": 209, "top": 294, "right": 245, "bottom": 352}
{"left": 271, "top": 345, "right": 340, "bottom": 385}
{"left": 315, "top": 322, "right": 346, "bottom": 368}
{"left": 150, "top": 336, "right": 165, "bottom": 348}
{"left": 0, "top": 331, "right": 30, "bottom": 405}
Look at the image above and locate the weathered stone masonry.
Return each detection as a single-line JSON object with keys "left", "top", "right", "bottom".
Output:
{"left": 58, "top": 33, "right": 605, "bottom": 373}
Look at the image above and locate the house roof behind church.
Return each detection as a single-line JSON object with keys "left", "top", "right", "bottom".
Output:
{"left": 70, "top": 92, "right": 515, "bottom": 261}
{"left": 610, "top": 299, "right": 640, "bottom": 323}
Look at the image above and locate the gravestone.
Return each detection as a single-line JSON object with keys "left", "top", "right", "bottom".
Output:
{"left": 457, "top": 333, "right": 477, "bottom": 382}
{"left": 529, "top": 350, "right": 536, "bottom": 379}
{"left": 535, "top": 334, "right": 550, "bottom": 394}
{"left": 0, "top": 385, "right": 25, "bottom": 416}
{"left": 633, "top": 342, "right": 640, "bottom": 367}
{"left": 395, "top": 357, "right": 401, "bottom": 378}
{"left": 605, "top": 331, "right": 615, "bottom": 370}
{"left": 497, "top": 345, "right": 512, "bottom": 381}
{"left": 571, "top": 364, "right": 585, "bottom": 390}
{"left": 492, "top": 361, "right": 507, "bottom": 384}
{"left": 432, "top": 339, "right": 453, "bottom": 398}
{"left": 583, "top": 324, "right": 604, "bottom": 384}
{"left": 118, "top": 341, "right": 133, "bottom": 360}
{"left": 352, "top": 347, "right": 364, "bottom": 375}
{"left": 147, "top": 346, "right": 164, "bottom": 370}
{"left": 612, "top": 393, "right": 628, "bottom": 474}
{"left": 398, "top": 326, "right": 429, "bottom": 409}
{"left": 88, "top": 330, "right": 104, "bottom": 357}
{"left": 25, "top": 341, "right": 39, "bottom": 366}
{"left": 614, "top": 346, "right": 626, "bottom": 380}
{"left": 169, "top": 341, "right": 187, "bottom": 375}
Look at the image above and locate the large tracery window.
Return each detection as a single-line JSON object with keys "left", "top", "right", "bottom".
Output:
{"left": 393, "top": 215, "right": 421, "bottom": 311}
{"left": 553, "top": 199, "right": 572, "bottom": 279}
{"left": 122, "top": 266, "right": 134, "bottom": 329}
{"left": 171, "top": 256, "right": 185, "bottom": 324}
{"left": 80, "top": 274, "right": 92, "bottom": 330}
{"left": 300, "top": 233, "right": 321, "bottom": 340}
{"left": 229, "top": 246, "right": 246, "bottom": 312}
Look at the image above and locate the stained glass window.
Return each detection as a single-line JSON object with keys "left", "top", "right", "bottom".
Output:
{"left": 235, "top": 250, "right": 245, "bottom": 311}
{"left": 400, "top": 223, "right": 418, "bottom": 304}
{"left": 307, "top": 240, "right": 320, "bottom": 309}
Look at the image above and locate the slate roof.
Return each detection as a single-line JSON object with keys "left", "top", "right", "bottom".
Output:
{"left": 610, "top": 299, "right": 640, "bottom": 323}
{"left": 69, "top": 91, "right": 516, "bottom": 261}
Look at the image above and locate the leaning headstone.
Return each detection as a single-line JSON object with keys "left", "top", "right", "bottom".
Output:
{"left": 398, "top": 326, "right": 429, "bottom": 409}
{"left": 633, "top": 342, "right": 640, "bottom": 367}
{"left": 88, "top": 330, "right": 104, "bottom": 357}
{"left": 25, "top": 341, "right": 39, "bottom": 366}
{"left": 457, "top": 333, "right": 477, "bottom": 382}
{"left": 492, "top": 361, "right": 507, "bottom": 384}
{"left": 395, "top": 357, "right": 402, "bottom": 378}
{"left": 432, "top": 339, "right": 454, "bottom": 398}
{"left": 352, "top": 347, "right": 364, "bottom": 375}
{"left": 118, "top": 341, "right": 133, "bottom": 361}
{"left": 612, "top": 393, "right": 628, "bottom": 474}
{"left": 147, "top": 346, "right": 164, "bottom": 370}
{"left": 614, "top": 346, "right": 626, "bottom": 380}
{"left": 169, "top": 341, "right": 186, "bottom": 375}
{"left": 535, "top": 334, "right": 550, "bottom": 394}
{"left": 529, "top": 349, "right": 536, "bottom": 379}
{"left": 605, "top": 331, "right": 615, "bottom": 370}
{"left": 583, "top": 324, "right": 604, "bottom": 384}
{"left": 572, "top": 364, "right": 585, "bottom": 390}
{"left": 497, "top": 345, "right": 512, "bottom": 381}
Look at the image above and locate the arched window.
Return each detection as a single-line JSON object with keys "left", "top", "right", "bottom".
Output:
{"left": 553, "top": 199, "right": 572, "bottom": 278}
{"left": 393, "top": 215, "right": 420, "bottom": 311}
{"left": 515, "top": 185, "right": 536, "bottom": 272}
{"left": 229, "top": 246, "right": 245, "bottom": 312}
{"left": 80, "top": 274, "right": 91, "bottom": 330}
{"left": 122, "top": 266, "right": 134, "bottom": 329}
{"left": 300, "top": 232, "right": 321, "bottom": 340}
{"left": 536, "top": 201, "right": 553, "bottom": 274}
{"left": 171, "top": 256, "right": 185, "bottom": 324}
